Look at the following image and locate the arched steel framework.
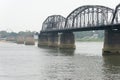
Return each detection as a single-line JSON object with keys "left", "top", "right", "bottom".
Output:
{"left": 65, "top": 5, "right": 114, "bottom": 29}
{"left": 112, "top": 4, "right": 120, "bottom": 24}
{"left": 42, "top": 15, "right": 65, "bottom": 31}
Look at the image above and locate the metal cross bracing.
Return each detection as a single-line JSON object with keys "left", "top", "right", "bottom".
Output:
{"left": 41, "top": 4, "right": 120, "bottom": 33}
{"left": 65, "top": 5, "right": 114, "bottom": 28}
{"left": 112, "top": 4, "right": 120, "bottom": 24}
{"left": 41, "top": 15, "right": 65, "bottom": 31}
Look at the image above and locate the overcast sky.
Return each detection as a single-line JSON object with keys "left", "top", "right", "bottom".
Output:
{"left": 0, "top": 0, "right": 119, "bottom": 32}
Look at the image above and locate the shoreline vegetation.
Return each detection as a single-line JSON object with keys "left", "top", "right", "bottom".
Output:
{"left": 0, "top": 38, "right": 104, "bottom": 43}
{"left": 0, "top": 30, "right": 38, "bottom": 45}
{"left": 74, "top": 30, "right": 104, "bottom": 42}
{"left": 75, "top": 38, "right": 104, "bottom": 42}
{"left": 0, "top": 30, "right": 104, "bottom": 43}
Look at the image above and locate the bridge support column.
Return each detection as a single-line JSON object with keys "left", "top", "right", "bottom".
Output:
{"left": 38, "top": 33, "right": 48, "bottom": 47}
{"left": 48, "top": 33, "right": 59, "bottom": 47}
{"left": 59, "top": 32, "right": 75, "bottom": 49}
{"left": 103, "top": 29, "right": 120, "bottom": 55}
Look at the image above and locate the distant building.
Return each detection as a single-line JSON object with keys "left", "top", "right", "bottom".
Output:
{"left": 34, "top": 34, "right": 38, "bottom": 40}
{"left": 89, "top": 34, "right": 98, "bottom": 39}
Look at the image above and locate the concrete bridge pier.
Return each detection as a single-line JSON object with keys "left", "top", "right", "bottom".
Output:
{"left": 48, "top": 33, "right": 59, "bottom": 47}
{"left": 103, "top": 29, "right": 120, "bottom": 55}
{"left": 59, "top": 32, "right": 76, "bottom": 49}
{"left": 38, "top": 33, "right": 48, "bottom": 47}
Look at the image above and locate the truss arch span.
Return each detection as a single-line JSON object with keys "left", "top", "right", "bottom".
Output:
{"left": 112, "top": 4, "right": 120, "bottom": 24}
{"left": 42, "top": 15, "right": 66, "bottom": 31}
{"left": 65, "top": 5, "right": 114, "bottom": 28}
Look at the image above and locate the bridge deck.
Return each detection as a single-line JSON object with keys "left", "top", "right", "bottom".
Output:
{"left": 41, "top": 24, "right": 120, "bottom": 33}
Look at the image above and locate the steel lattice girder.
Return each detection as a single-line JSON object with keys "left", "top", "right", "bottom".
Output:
{"left": 65, "top": 5, "right": 115, "bottom": 28}
{"left": 112, "top": 4, "right": 120, "bottom": 24}
{"left": 42, "top": 15, "right": 65, "bottom": 31}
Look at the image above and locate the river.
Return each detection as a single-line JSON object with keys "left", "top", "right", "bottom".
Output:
{"left": 0, "top": 41, "right": 120, "bottom": 80}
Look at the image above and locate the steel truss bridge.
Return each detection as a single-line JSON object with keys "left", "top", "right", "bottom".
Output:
{"left": 41, "top": 4, "right": 120, "bottom": 33}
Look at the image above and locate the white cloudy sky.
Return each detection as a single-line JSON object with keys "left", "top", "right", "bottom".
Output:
{"left": 0, "top": 0, "right": 119, "bottom": 32}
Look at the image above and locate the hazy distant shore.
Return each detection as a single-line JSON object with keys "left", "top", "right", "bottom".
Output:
{"left": 76, "top": 38, "right": 104, "bottom": 42}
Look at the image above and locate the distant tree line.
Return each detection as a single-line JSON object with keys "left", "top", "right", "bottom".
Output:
{"left": 0, "top": 30, "right": 38, "bottom": 38}
{"left": 74, "top": 30, "right": 104, "bottom": 41}
{"left": 0, "top": 30, "right": 104, "bottom": 41}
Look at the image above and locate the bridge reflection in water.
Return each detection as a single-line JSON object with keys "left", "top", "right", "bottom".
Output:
{"left": 103, "top": 55, "right": 120, "bottom": 80}
{"left": 37, "top": 42, "right": 120, "bottom": 80}
{"left": 0, "top": 42, "right": 120, "bottom": 80}
{"left": 38, "top": 4, "right": 120, "bottom": 55}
